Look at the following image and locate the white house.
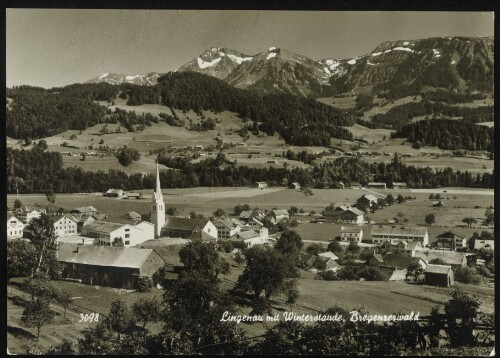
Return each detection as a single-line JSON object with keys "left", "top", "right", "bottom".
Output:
{"left": 434, "top": 231, "right": 467, "bottom": 251}
{"left": 269, "top": 209, "right": 290, "bottom": 224}
{"left": 340, "top": 226, "right": 364, "bottom": 242}
{"left": 231, "top": 227, "right": 271, "bottom": 247}
{"left": 161, "top": 217, "right": 217, "bottom": 240}
{"left": 52, "top": 215, "right": 78, "bottom": 237}
{"left": 371, "top": 226, "right": 429, "bottom": 247}
{"left": 474, "top": 239, "right": 494, "bottom": 251}
{"left": 7, "top": 214, "right": 24, "bottom": 239}
{"left": 104, "top": 189, "right": 125, "bottom": 198}
{"left": 14, "top": 206, "right": 46, "bottom": 223}
{"left": 256, "top": 181, "right": 268, "bottom": 189}
{"left": 338, "top": 208, "right": 365, "bottom": 224}
{"left": 214, "top": 218, "right": 240, "bottom": 239}
{"left": 81, "top": 220, "right": 154, "bottom": 247}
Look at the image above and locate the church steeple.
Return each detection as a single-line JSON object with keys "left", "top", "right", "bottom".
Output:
{"left": 151, "top": 159, "right": 165, "bottom": 238}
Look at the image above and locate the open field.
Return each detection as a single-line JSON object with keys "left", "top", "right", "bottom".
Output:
{"left": 7, "top": 186, "right": 493, "bottom": 226}
{"left": 296, "top": 280, "right": 494, "bottom": 316}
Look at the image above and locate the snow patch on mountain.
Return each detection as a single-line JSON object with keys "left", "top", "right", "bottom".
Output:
{"left": 269, "top": 46, "right": 276, "bottom": 51}
{"left": 98, "top": 73, "right": 110, "bottom": 79}
{"left": 347, "top": 58, "right": 358, "bottom": 65}
{"left": 197, "top": 57, "right": 222, "bottom": 69}
{"left": 227, "top": 54, "right": 253, "bottom": 64}
{"left": 266, "top": 52, "right": 277, "bottom": 60}
{"left": 323, "top": 66, "right": 331, "bottom": 75}
{"left": 126, "top": 75, "right": 140, "bottom": 80}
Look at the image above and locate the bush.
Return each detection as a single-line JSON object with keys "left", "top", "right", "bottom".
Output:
{"left": 319, "top": 270, "right": 337, "bottom": 281}
{"left": 116, "top": 146, "right": 141, "bottom": 166}
{"left": 453, "top": 266, "right": 480, "bottom": 284}
{"left": 136, "top": 276, "right": 153, "bottom": 292}
{"left": 218, "top": 240, "right": 233, "bottom": 253}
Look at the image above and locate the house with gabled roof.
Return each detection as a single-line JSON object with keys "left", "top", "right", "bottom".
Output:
{"left": 57, "top": 243, "right": 165, "bottom": 289}
{"left": 424, "top": 264, "right": 454, "bottom": 287}
{"left": 434, "top": 231, "right": 467, "bottom": 251}
{"left": 340, "top": 226, "right": 364, "bottom": 242}
{"left": 318, "top": 251, "right": 340, "bottom": 261}
{"left": 474, "top": 239, "right": 494, "bottom": 251}
{"left": 69, "top": 206, "right": 98, "bottom": 215}
{"left": 104, "top": 189, "right": 125, "bottom": 198}
{"left": 81, "top": 220, "right": 154, "bottom": 247}
{"left": 269, "top": 209, "right": 290, "bottom": 224}
{"left": 413, "top": 250, "right": 467, "bottom": 267}
{"left": 214, "top": 218, "right": 240, "bottom": 239}
{"left": 7, "top": 214, "right": 25, "bottom": 239}
{"left": 358, "top": 194, "right": 379, "bottom": 207}
{"left": 14, "top": 206, "right": 46, "bottom": 224}
{"left": 371, "top": 226, "right": 429, "bottom": 247}
{"left": 52, "top": 215, "right": 78, "bottom": 237}
{"left": 161, "top": 217, "right": 217, "bottom": 241}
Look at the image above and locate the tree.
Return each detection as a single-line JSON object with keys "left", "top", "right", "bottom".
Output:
{"left": 327, "top": 240, "right": 342, "bottom": 254}
{"left": 289, "top": 206, "right": 299, "bottom": 215}
{"left": 136, "top": 276, "right": 153, "bottom": 292}
{"left": 78, "top": 322, "right": 116, "bottom": 354}
{"left": 484, "top": 208, "right": 494, "bottom": 226}
{"left": 21, "top": 298, "right": 55, "bottom": 340}
{"left": 24, "top": 214, "right": 59, "bottom": 276}
{"left": 346, "top": 240, "right": 360, "bottom": 253}
{"left": 212, "top": 208, "right": 226, "bottom": 218}
{"left": 386, "top": 194, "right": 395, "bottom": 205}
{"left": 358, "top": 267, "right": 384, "bottom": 281}
{"left": 7, "top": 239, "right": 37, "bottom": 281}
{"left": 312, "top": 256, "right": 327, "bottom": 271}
{"left": 132, "top": 297, "right": 161, "bottom": 329}
{"left": 112, "top": 237, "right": 124, "bottom": 247}
{"left": 424, "top": 213, "right": 436, "bottom": 226}
{"left": 234, "top": 204, "right": 251, "bottom": 216}
{"left": 396, "top": 194, "right": 405, "bottom": 203}
{"left": 166, "top": 207, "right": 177, "bottom": 216}
{"left": 444, "top": 289, "right": 480, "bottom": 347}
{"left": 179, "top": 240, "right": 230, "bottom": 279}
{"left": 236, "top": 245, "right": 297, "bottom": 302}
{"left": 45, "top": 188, "right": 56, "bottom": 204}
{"left": 275, "top": 230, "right": 303, "bottom": 256}
{"left": 462, "top": 217, "right": 477, "bottom": 227}
{"left": 429, "top": 258, "right": 446, "bottom": 265}
{"left": 429, "top": 194, "right": 435, "bottom": 200}
{"left": 36, "top": 139, "right": 48, "bottom": 151}
{"left": 107, "top": 298, "right": 135, "bottom": 339}
{"left": 306, "top": 243, "right": 324, "bottom": 256}
{"left": 453, "top": 267, "right": 480, "bottom": 284}
{"left": 57, "top": 291, "right": 72, "bottom": 318}
{"left": 117, "top": 146, "right": 141, "bottom": 166}
{"left": 234, "top": 252, "right": 245, "bottom": 267}
{"left": 47, "top": 338, "right": 77, "bottom": 355}
{"left": 406, "top": 262, "right": 423, "bottom": 281}
{"left": 14, "top": 198, "right": 23, "bottom": 209}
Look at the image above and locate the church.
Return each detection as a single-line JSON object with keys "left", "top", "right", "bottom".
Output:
{"left": 150, "top": 161, "right": 217, "bottom": 241}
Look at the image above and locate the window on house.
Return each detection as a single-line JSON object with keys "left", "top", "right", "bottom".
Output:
{"left": 125, "top": 228, "right": 130, "bottom": 232}
{"left": 125, "top": 241, "right": 130, "bottom": 245}
{"left": 125, "top": 234, "right": 130, "bottom": 238}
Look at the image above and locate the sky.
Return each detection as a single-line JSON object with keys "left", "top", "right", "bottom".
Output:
{"left": 6, "top": 10, "right": 494, "bottom": 88}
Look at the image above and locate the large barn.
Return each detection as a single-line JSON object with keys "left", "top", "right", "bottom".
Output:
{"left": 424, "top": 264, "right": 454, "bottom": 287}
{"left": 57, "top": 243, "right": 165, "bottom": 289}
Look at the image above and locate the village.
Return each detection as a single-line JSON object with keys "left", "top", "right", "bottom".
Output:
{"left": 7, "top": 161, "right": 494, "bottom": 292}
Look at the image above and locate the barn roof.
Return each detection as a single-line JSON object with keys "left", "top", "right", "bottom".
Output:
{"left": 436, "top": 231, "right": 465, "bottom": 240}
{"left": 102, "top": 216, "right": 139, "bottom": 225}
{"left": 341, "top": 226, "right": 363, "bottom": 234}
{"left": 57, "top": 243, "right": 160, "bottom": 269}
{"left": 82, "top": 220, "right": 128, "bottom": 233}
{"left": 425, "top": 264, "right": 452, "bottom": 275}
{"left": 162, "top": 217, "right": 210, "bottom": 232}
{"left": 345, "top": 208, "right": 364, "bottom": 216}
{"left": 318, "top": 251, "right": 340, "bottom": 261}
{"left": 372, "top": 226, "right": 428, "bottom": 237}
{"left": 214, "top": 218, "right": 235, "bottom": 229}
{"left": 414, "top": 250, "right": 466, "bottom": 266}
{"left": 121, "top": 211, "right": 142, "bottom": 220}
{"left": 272, "top": 209, "right": 289, "bottom": 216}
{"left": 362, "top": 194, "right": 378, "bottom": 201}
{"left": 383, "top": 253, "right": 422, "bottom": 269}
{"left": 70, "top": 206, "right": 98, "bottom": 214}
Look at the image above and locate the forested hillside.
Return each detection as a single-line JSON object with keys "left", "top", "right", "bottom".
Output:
{"left": 393, "top": 119, "right": 494, "bottom": 152}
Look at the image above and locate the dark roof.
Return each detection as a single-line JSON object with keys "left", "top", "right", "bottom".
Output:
{"left": 345, "top": 208, "right": 364, "bottom": 216}
{"left": 163, "top": 217, "right": 210, "bottom": 232}
{"left": 70, "top": 213, "right": 94, "bottom": 223}
{"left": 372, "top": 226, "right": 428, "bottom": 237}
{"left": 102, "top": 216, "right": 138, "bottom": 225}
{"left": 51, "top": 215, "right": 78, "bottom": 224}
{"left": 214, "top": 218, "right": 235, "bottom": 229}
{"left": 383, "top": 253, "right": 422, "bottom": 269}
{"left": 70, "top": 206, "right": 98, "bottom": 214}
{"left": 121, "top": 211, "right": 142, "bottom": 220}
{"left": 425, "top": 264, "right": 452, "bottom": 275}
{"left": 371, "top": 253, "right": 384, "bottom": 263}
{"left": 57, "top": 243, "right": 162, "bottom": 269}
{"left": 436, "top": 231, "right": 465, "bottom": 240}
{"left": 82, "top": 220, "right": 128, "bottom": 233}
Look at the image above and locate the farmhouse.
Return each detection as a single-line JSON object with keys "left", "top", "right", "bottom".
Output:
{"left": 255, "top": 181, "right": 268, "bottom": 189}
{"left": 340, "top": 226, "right": 364, "bottom": 242}
{"left": 104, "top": 189, "right": 125, "bottom": 197}
{"left": 434, "top": 231, "right": 467, "bottom": 251}
{"left": 474, "top": 239, "right": 494, "bottom": 251}
{"left": 214, "top": 218, "right": 240, "bottom": 239}
{"left": 120, "top": 211, "right": 143, "bottom": 224}
{"left": 230, "top": 227, "right": 271, "bottom": 247}
{"left": 371, "top": 226, "right": 429, "bottom": 247}
{"left": 269, "top": 209, "right": 290, "bottom": 224}
{"left": 70, "top": 213, "right": 96, "bottom": 233}
{"left": 238, "top": 210, "right": 266, "bottom": 223}
{"left": 391, "top": 182, "right": 407, "bottom": 189}
{"left": 14, "top": 206, "right": 46, "bottom": 224}
{"left": 57, "top": 243, "right": 165, "bottom": 289}
{"left": 413, "top": 250, "right": 467, "bottom": 267}
{"left": 318, "top": 251, "right": 340, "bottom": 261}
{"left": 367, "top": 182, "right": 387, "bottom": 189}
{"left": 7, "top": 214, "right": 24, "bottom": 239}
{"left": 52, "top": 215, "right": 78, "bottom": 237}
{"left": 81, "top": 220, "right": 154, "bottom": 247}
{"left": 69, "top": 206, "right": 98, "bottom": 215}
{"left": 424, "top": 264, "right": 454, "bottom": 287}
{"left": 307, "top": 256, "right": 341, "bottom": 273}
{"left": 367, "top": 252, "right": 384, "bottom": 267}
{"left": 358, "top": 194, "right": 378, "bottom": 207}
{"left": 338, "top": 208, "right": 364, "bottom": 224}
{"left": 125, "top": 193, "right": 143, "bottom": 199}
{"left": 161, "top": 217, "right": 217, "bottom": 241}
{"left": 382, "top": 253, "right": 427, "bottom": 270}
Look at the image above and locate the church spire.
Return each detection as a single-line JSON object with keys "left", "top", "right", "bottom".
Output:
{"left": 155, "top": 159, "right": 161, "bottom": 195}
{"left": 151, "top": 158, "right": 165, "bottom": 238}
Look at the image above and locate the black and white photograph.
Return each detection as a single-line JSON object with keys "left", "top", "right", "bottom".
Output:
{"left": 5, "top": 6, "right": 496, "bottom": 356}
